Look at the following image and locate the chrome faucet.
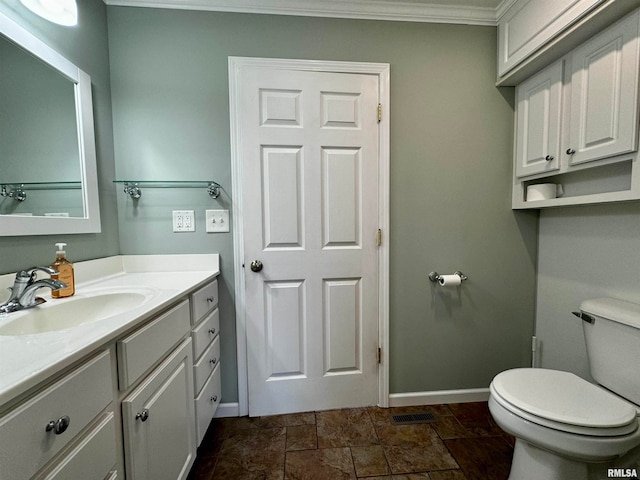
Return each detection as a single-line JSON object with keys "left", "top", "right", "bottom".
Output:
{"left": 0, "top": 267, "right": 67, "bottom": 313}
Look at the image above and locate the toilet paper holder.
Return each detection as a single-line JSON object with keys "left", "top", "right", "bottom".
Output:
{"left": 428, "top": 271, "right": 468, "bottom": 283}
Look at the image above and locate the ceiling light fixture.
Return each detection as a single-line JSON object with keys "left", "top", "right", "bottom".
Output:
{"left": 20, "top": 0, "right": 78, "bottom": 26}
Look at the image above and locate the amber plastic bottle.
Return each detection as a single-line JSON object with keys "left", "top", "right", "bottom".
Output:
{"left": 51, "top": 242, "right": 75, "bottom": 298}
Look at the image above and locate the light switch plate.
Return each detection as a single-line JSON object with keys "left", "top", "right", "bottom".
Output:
{"left": 173, "top": 210, "right": 195, "bottom": 232}
{"left": 206, "top": 209, "right": 229, "bottom": 233}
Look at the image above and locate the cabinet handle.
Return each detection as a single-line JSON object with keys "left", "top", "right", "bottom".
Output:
{"left": 566, "top": 148, "right": 576, "bottom": 155}
{"left": 210, "top": 357, "right": 217, "bottom": 366}
{"left": 208, "top": 328, "right": 216, "bottom": 335}
{"left": 206, "top": 297, "right": 215, "bottom": 303}
{"left": 545, "top": 155, "right": 554, "bottom": 161}
{"left": 210, "top": 395, "right": 218, "bottom": 403}
{"left": 135, "top": 409, "right": 150, "bottom": 422}
{"left": 45, "top": 415, "right": 70, "bottom": 435}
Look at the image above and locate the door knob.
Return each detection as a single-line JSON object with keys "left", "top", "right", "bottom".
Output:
{"left": 250, "top": 260, "right": 263, "bottom": 272}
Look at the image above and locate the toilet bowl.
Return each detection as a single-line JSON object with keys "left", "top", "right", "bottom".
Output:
{"left": 489, "top": 368, "right": 640, "bottom": 480}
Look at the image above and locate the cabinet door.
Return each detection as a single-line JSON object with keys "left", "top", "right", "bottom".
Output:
{"left": 498, "top": 0, "right": 603, "bottom": 76}
{"left": 515, "top": 60, "right": 563, "bottom": 178}
{"left": 122, "top": 339, "right": 195, "bottom": 480}
{"left": 568, "top": 10, "right": 640, "bottom": 166}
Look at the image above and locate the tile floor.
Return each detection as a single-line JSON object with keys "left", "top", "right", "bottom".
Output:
{"left": 187, "top": 402, "right": 514, "bottom": 480}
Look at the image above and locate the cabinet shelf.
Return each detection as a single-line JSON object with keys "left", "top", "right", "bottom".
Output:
{"left": 113, "top": 180, "right": 221, "bottom": 199}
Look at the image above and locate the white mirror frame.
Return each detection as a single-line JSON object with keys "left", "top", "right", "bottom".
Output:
{"left": 0, "top": 11, "right": 100, "bottom": 236}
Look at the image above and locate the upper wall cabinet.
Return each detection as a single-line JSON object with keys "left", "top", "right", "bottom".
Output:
{"left": 498, "top": 0, "right": 604, "bottom": 77}
{"left": 512, "top": 9, "right": 640, "bottom": 208}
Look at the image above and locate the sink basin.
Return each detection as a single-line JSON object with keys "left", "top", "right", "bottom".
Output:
{"left": 0, "top": 288, "right": 156, "bottom": 336}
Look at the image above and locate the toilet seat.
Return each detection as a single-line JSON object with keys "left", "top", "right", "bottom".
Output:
{"left": 491, "top": 368, "right": 638, "bottom": 437}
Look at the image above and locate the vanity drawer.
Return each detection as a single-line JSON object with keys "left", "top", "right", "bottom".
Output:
{"left": 194, "top": 362, "right": 221, "bottom": 446}
{"left": 117, "top": 300, "right": 190, "bottom": 390}
{"left": 0, "top": 350, "right": 112, "bottom": 480}
{"left": 192, "top": 307, "right": 219, "bottom": 361}
{"left": 191, "top": 279, "right": 218, "bottom": 325}
{"left": 34, "top": 412, "right": 116, "bottom": 480}
{"left": 193, "top": 336, "right": 220, "bottom": 395}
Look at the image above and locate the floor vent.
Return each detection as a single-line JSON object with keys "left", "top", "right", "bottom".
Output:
{"left": 391, "top": 413, "right": 437, "bottom": 425}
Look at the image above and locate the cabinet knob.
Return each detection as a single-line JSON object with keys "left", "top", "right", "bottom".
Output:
{"left": 211, "top": 395, "right": 218, "bottom": 403}
{"left": 208, "top": 328, "right": 216, "bottom": 335}
{"left": 545, "top": 155, "right": 554, "bottom": 161}
{"left": 210, "top": 357, "right": 217, "bottom": 366}
{"left": 135, "top": 409, "right": 150, "bottom": 422}
{"left": 566, "top": 148, "right": 576, "bottom": 155}
{"left": 45, "top": 415, "right": 70, "bottom": 435}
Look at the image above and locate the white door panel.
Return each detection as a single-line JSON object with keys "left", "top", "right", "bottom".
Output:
{"left": 238, "top": 67, "right": 380, "bottom": 416}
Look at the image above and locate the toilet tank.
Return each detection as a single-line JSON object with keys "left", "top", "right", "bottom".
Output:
{"left": 580, "top": 297, "right": 640, "bottom": 406}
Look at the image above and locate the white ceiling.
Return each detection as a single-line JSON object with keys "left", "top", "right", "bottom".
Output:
{"left": 104, "top": 0, "right": 515, "bottom": 26}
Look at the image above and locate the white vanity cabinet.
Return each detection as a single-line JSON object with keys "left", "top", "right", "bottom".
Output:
{"left": 512, "top": 8, "right": 640, "bottom": 208}
{"left": 0, "top": 255, "right": 220, "bottom": 480}
{"left": 118, "top": 299, "right": 195, "bottom": 480}
{"left": 190, "top": 279, "right": 222, "bottom": 446}
{"left": 498, "top": 0, "right": 603, "bottom": 77}
{"left": 0, "top": 350, "right": 115, "bottom": 480}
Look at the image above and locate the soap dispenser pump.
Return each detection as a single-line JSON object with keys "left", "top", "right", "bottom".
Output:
{"left": 51, "top": 242, "right": 74, "bottom": 298}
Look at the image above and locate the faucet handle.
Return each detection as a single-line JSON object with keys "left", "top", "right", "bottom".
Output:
{"left": 17, "top": 266, "right": 58, "bottom": 281}
{"left": 25, "top": 266, "right": 58, "bottom": 276}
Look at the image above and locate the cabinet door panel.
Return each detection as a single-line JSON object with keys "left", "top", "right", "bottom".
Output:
{"left": 194, "top": 363, "right": 221, "bottom": 446}
{"left": 122, "top": 339, "right": 195, "bottom": 480}
{"left": 569, "top": 10, "right": 640, "bottom": 165}
{"left": 498, "top": 0, "right": 603, "bottom": 76}
{"left": 515, "top": 61, "right": 563, "bottom": 178}
{"left": 35, "top": 413, "right": 116, "bottom": 480}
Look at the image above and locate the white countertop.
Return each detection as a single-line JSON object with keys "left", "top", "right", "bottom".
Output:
{"left": 0, "top": 254, "right": 220, "bottom": 407}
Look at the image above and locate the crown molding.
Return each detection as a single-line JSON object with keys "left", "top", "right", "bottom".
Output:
{"left": 104, "top": 0, "right": 500, "bottom": 26}
{"left": 495, "top": 0, "right": 517, "bottom": 20}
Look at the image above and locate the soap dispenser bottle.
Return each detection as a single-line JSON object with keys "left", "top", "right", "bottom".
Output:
{"left": 51, "top": 242, "right": 75, "bottom": 298}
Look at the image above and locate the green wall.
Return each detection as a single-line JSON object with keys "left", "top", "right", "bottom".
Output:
{"left": 536, "top": 202, "right": 640, "bottom": 379}
{"left": 107, "top": 7, "right": 538, "bottom": 403}
{"left": 0, "top": 0, "right": 119, "bottom": 270}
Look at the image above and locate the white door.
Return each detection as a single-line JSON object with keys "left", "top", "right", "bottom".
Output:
{"left": 237, "top": 65, "right": 381, "bottom": 416}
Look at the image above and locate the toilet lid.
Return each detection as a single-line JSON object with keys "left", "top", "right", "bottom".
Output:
{"left": 492, "top": 369, "right": 637, "bottom": 429}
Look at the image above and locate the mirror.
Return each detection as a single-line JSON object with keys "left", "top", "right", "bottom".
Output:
{"left": 0, "top": 12, "right": 100, "bottom": 235}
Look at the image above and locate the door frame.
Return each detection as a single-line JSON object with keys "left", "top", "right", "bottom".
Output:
{"left": 229, "top": 56, "right": 390, "bottom": 416}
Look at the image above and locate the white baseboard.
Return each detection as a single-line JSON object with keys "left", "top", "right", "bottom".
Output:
{"left": 213, "top": 390, "right": 489, "bottom": 418}
{"left": 214, "top": 402, "right": 240, "bottom": 418}
{"left": 388, "top": 388, "right": 490, "bottom": 407}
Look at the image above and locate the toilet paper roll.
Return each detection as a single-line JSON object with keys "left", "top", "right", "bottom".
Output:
{"left": 438, "top": 274, "right": 462, "bottom": 287}
{"left": 527, "top": 183, "right": 558, "bottom": 201}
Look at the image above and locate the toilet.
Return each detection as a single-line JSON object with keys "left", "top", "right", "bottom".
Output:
{"left": 489, "top": 297, "right": 640, "bottom": 480}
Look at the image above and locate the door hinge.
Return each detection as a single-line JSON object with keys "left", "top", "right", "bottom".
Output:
{"left": 377, "top": 103, "right": 382, "bottom": 123}
{"left": 377, "top": 347, "right": 382, "bottom": 364}
{"left": 376, "top": 228, "right": 382, "bottom": 246}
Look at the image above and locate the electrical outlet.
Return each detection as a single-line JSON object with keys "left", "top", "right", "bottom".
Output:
{"left": 173, "top": 210, "right": 195, "bottom": 232}
{"left": 205, "top": 209, "right": 230, "bottom": 233}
